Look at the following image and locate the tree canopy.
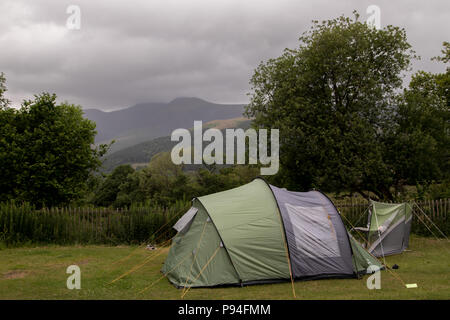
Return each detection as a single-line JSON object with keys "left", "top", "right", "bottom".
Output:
{"left": 0, "top": 78, "right": 108, "bottom": 206}
{"left": 246, "top": 13, "right": 448, "bottom": 200}
{"left": 1, "top": 13, "right": 448, "bottom": 207}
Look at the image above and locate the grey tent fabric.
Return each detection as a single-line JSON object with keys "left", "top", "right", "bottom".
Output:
{"left": 269, "top": 185, "right": 354, "bottom": 279}
{"left": 368, "top": 216, "right": 406, "bottom": 256}
{"left": 366, "top": 201, "right": 413, "bottom": 257}
{"left": 402, "top": 215, "right": 413, "bottom": 251}
{"left": 173, "top": 207, "right": 198, "bottom": 233}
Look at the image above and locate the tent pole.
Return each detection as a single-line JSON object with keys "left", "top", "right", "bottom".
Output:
{"left": 259, "top": 177, "right": 297, "bottom": 299}
{"left": 275, "top": 207, "right": 297, "bottom": 299}
{"left": 372, "top": 204, "right": 387, "bottom": 267}
{"left": 413, "top": 202, "right": 448, "bottom": 240}
{"left": 340, "top": 213, "right": 384, "bottom": 264}
{"left": 341, "top": 212, "right": 370, "bottom": 248}
{"left": 411, "top": 203, "right": 450, "bottom": 255}
{"left": 283, "top": 231, "right": 297, "bottom": 299}
{"left": 338, "top": 206, "right": 411, "bottom": 288}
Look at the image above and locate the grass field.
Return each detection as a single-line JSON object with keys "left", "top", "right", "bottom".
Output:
{"left": 0, "top": 236, "right": 449, "bottom": 300}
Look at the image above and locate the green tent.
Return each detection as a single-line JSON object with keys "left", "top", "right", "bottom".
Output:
{"left": 162, "top": 178, "right": 382, "bottom": 288}
{"left": 356, "top": 201, "right": 413, "bottom": 257}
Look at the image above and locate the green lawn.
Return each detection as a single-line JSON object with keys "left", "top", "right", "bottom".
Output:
{"left": 0, "top": 236, "right": 448, "bottom": 300}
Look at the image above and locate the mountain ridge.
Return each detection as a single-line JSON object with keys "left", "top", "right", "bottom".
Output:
{"left": 83, "top": 97, "right": 246, "bottom": 153}
{"left": 100, "top": 117, "right": 252, "bottom": 172}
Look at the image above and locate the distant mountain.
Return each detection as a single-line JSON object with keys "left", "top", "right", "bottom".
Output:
{"left": 101, "top": 117, "right": 252, "bottom": 172}
{"left": 83, "top": 97, "right": 246, "bottom": 153}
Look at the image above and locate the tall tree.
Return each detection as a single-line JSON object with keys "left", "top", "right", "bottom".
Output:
{"left": 245, "top": 13, "right": 415, "bottom": 199}
{"left": 432, "top": 41, "right": 450, "bottom": 107}
{"left": 0, "top": 72, "right": 10, "bottom": 109}
{"left": 91, "top": 165, "right": 135, "bottom": 207}
{"left": 383, "top": 43, "right": 450, "bottom": 196}
{"left": 0, "top": 89, "right": 108, "bottom": 206}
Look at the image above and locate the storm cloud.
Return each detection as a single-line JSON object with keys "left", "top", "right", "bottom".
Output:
{"left": 0, "top": 0, "right": 448, "bottom": 110}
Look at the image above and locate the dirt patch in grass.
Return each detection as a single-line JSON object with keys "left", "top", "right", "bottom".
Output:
{"left": 76, "top": 259, "right": 90, "bottom": 265}
{"left": 3, "top": 270, "right": 28, "bottom": 279}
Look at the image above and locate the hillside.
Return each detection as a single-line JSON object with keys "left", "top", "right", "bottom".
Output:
{"left": 83, "top": 97, "right": 246, "bottom": 153}
{"left": 101, "top": 117, "right": 252, "bottom": 172}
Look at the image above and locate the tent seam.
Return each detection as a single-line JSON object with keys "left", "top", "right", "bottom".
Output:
{"left": 253, "top": 177, "right": 295, "bottom": 277}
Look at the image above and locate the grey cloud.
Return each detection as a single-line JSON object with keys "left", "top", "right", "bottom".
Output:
{"left": 0, "top": 0, "right": 448, "bottom": 110}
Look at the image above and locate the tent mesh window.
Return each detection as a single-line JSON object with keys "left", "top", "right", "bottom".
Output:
{"left": 284, "top": 203, "right": 341, "bottom": 258}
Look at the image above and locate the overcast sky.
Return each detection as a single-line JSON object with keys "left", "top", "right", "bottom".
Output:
{"left": 0, "top": 0, "right": 448, "bottom": 110}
